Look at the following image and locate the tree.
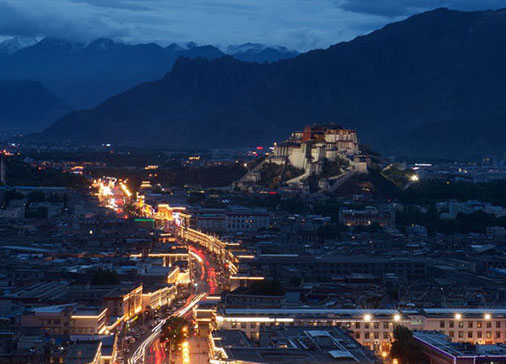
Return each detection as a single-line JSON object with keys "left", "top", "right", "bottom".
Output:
{"left": 160, "top": 317, "right": 189, "bottom": 346}
{"left": 160, "top": 317, "right": 190, "bottom": 363}
{"left": 390, "top": 326, "right": 424, "bottom": 364}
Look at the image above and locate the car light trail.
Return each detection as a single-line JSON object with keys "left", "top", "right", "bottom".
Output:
{"left": 128, "top": 292, "right": 207, "bottom": 364}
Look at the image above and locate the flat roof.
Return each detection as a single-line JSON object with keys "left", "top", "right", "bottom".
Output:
{"left": 422, "top": 308, "right": 506, "bottom": 318}
{"left": 214, "top": 326, "right": 375, "bottom": 364}
{"left": 73, "top": 307, "right": 105, "bottom": 316}
{"left": 66, "top": 341, "right": 101, "bottom": 364}
{"left": 31, "top": 303, "right": 76, "bottom": 314}
{"left": 220, "top": 307, "right": 506, "bottom": 319}
{"left": 222, "top": 308, "right": 400, "bottom": 316}
{"left": 414, "top": 331, "right": 506, "bottom": 358}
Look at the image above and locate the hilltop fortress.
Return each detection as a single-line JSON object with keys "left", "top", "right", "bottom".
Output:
{"left": 238, "top": 124, "right": 369, "bottom": 192}
{"left": 269, "top": 124, "right": 366, "bottom": 175}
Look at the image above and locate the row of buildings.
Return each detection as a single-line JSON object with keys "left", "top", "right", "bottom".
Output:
{"left": 187, "top": 207, "right": 270, "bottom": 233}
{"left": 212, "top": 307, "right": 506, "bottom": 350}
{"left": 0, "top": 184, "right": 196, "bottom": 363}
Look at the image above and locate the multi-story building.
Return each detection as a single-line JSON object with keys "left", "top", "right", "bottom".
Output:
{"left": 103, "top": 285, "right": 142, "bottom": 321}
{"left": 189, "top": 208, "right": 226, "bottom": 231}
{"left": 241, "top": 254, "right": 430, "bottom": 282}
{"left": 414, "top": 331, "right": 506, "bottom": 364}
{"left": 438, "top": 200, "right": 506, "bottom": 219}
{"left": 20, "top": 304, "right": 74, "bottom": 335}
{"left": 70, "top": 307, "right": 108, "bottom": 335}
{"left": 214, "top": 307, "right": 506, "bottom": 353}
{"left": 225, "top": 208, "right": 269, "bottom": 232}
{"left": 339, "top": 206, "right": 395, "bottom": 227}
{"left": 20, "top": 304, "right": 108, "bottom": 335}
{"left": 420, "top": 308, "right": 506, "bottom": 345}
{"left": 65, "top": 341, "right": 102, "bottom": 364}
{"left": 222, "top": 291, "right": 285, "bottom": 308}
{"left": 142, "top": 284, "right": 177, "bottom": 310}
{"left": 73, "top": 335, "right": 118, "bottom": 364}
{"left": 210, "top": 326, "right": 377, "bottom": 364}
{"left": 188, "top": 207, "right": 269, "bottom": 233}
{"left": 4, "top": 281, "right": 69, "bottom": 304}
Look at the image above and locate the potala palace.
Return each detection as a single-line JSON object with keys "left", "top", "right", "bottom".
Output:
{"left": 238, "top": 124, "right": 369, "bottom": 192}
{"left": 269, "top": 124, "right": 367, "bottom": 175}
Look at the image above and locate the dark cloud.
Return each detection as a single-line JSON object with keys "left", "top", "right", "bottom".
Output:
{"left": 0, "top": 4, "right": 40, "bottom": 37}
{"left": 1, "top": 0, "right": 504, "bottom": 51}
{"left": 0, "top": 1, "right": 130, "bottom": 41}
{"left": 341, "top": 0, "right": 505, "bottom": 17}
{"left": 0, "top": 0, "right": 374, "bottom": 50}
{"left": 69, "top": 0, "right": 151, "bottom": 11}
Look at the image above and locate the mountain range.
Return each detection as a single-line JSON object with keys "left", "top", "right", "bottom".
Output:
{"left": 0, "top": 37, "right": 298, "bottom": 109}
{"left": 39, "top": 8, "right": 506, "bottom": 158}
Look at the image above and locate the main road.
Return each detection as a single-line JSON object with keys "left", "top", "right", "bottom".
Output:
{"left": 128, "top": 242, "right": 214, "bottom": 364}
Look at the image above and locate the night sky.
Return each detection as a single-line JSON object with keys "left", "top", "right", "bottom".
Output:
{"left": 0, "top": 0, "right": 505, "bottom": 51}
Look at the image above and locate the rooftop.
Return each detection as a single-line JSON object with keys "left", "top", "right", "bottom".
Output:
{"left": 65, "top": 341, "right": 101, "bottom": 364}
{"left": 414, "top": 331, "right": 506, "bottom": 358}
{"left": 213, "top": 326, "right": 376, "bottom": 364}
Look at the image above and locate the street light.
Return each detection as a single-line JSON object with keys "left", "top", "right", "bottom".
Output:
{"left": 182, "top": 341, "right": 190, "bottom": 364}
{"left": 393, "top": 314, "right": 401, "bottom": 322}
{"left": 455, "top": 313, "right": 462, "bottom": 320}
{"left": 364, "top": 314, "right": 372, "bottom": 321}
{"left": 484, "top": 313, "right": 492, "bottom": 320}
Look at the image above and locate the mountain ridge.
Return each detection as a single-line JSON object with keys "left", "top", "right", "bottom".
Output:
{"left": 0, "top": 80, "right": 71, "bottom": 133}
{"left": 0, "top": 37, "right": 298, "bottom": 109}
{"left": 0, "top": 36, "right": 38, "bottom": 54}
{"left": 39, "top": 8, "right": 506, "bottom": 157}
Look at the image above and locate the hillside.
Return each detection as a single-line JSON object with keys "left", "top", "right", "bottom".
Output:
{"left": 0, "top": 80, "right": 71, "bottom": 133}
{"left": 41, "top": 8, "right": 506, "bottom": 157}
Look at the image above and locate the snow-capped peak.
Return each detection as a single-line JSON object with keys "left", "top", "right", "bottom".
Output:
{"left": 225, "top": 43, "right": 267, "bottom": 54}
{"left": 0, "top": 36, "right": 39, "bottom": 54}
{"left": 86, "top": 38, "right": 119, "bottom": 51}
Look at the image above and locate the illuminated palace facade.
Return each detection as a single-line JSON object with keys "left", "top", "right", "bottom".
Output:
{"left": 269, "top": 124, "right": 365, "bottom": 175}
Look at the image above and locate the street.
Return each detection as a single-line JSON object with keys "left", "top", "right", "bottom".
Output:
{"left": 127, "top": 239, "right": 216, "bottom": 364}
